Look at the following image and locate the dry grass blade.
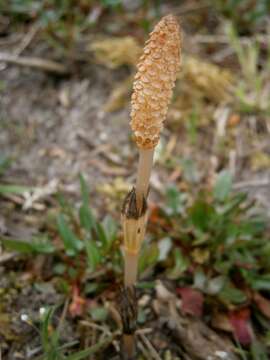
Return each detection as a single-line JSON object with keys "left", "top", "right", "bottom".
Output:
{"left": 138, "top": 333, "right": 162, "bottom": 360}
{"left": 0, "top": 52, "right": 68, "bottom": 74}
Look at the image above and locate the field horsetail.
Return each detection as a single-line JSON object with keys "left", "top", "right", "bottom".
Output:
{"left": 120, "top": 14, "right": 181, "bottom": 359}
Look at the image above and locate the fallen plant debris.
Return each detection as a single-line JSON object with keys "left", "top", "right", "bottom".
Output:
{"left": 89, "top": 36, "right": 141, "bottom": 69}
{"left": 0, "top": 52, "right": 68, "bottom": 74}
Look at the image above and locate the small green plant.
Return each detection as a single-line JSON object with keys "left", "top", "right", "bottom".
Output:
{"left": 33, "top": 306, "right": 115, "bottom": 359}
{"left": 39, "top": 306, "right": 64, "bottom": 360}
{"left": 2, "top": 235, "right": 55, "bottom": 254}
{"left": 56, "top": 174, "right": 120, "bottom": 273}
{"left": 1, "top": 172, "right": 160, "bottom": 283}
{"left": 0, "top": 173, "right": 122, "bottom": 292}
{"left": 20, "top": 306, "right": 76, "bottom": 360}
{"left": 227, "top": 22, "right": 270, "bottom": 115}
{"left": 159, "top": 171, "right": 270, "bottom": 306}
{"left": 0, "top": 0, "right": 125, "bottom": 50}
{"left": 213, "top": 0, "right": 270, "bottom": 34}
{"left": 0, "top": 156, "right": 12, "bottom": 176}
{"left": 150, "top": 170, "right": 270, "bottom": 355}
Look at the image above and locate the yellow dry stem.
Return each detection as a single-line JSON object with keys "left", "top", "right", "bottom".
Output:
{"left": 130, "top": 14, "right": 181, "bottom": 149}
{"left": 121, "top": 213, "right": 147, "bottom": 255}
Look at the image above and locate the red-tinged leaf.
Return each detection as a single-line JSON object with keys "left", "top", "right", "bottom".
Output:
{"left": 253, "top": 292, "right": 270, "bottom": 319}
{"left": 148, "top": 203, "right": 163, "bottom": 225}
{"left": 177, "top": 287, "right": 204, "bottom": 317}
{"left": 69, "top": 285, "right": 86, "bottom": 317}
{"left": 229, "top": 308, "right": 253, "bottom": 346}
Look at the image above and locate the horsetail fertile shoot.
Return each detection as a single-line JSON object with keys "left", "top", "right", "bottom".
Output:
{"left": 120, "top": 14, "right": 181, "bottom": 358}
{"left": 123, "top": 13, "right": 181, "bottom": 286}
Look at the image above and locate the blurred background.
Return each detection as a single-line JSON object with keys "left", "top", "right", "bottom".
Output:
{"left": 0, "top": 1, "right": 270, "bottom": 359}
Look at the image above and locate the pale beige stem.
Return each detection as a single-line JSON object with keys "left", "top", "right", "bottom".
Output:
{"left": 124, "top": 250, "right": 139, "bottom": 287}
{"left": 135, "top": 148, "right": 154, "bottom": 211}
{"left": 0, "top": 52, "right": 68, "bottom": 74}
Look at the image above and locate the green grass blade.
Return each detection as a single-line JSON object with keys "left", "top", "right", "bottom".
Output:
{"left": 1, "top": 238, "right": 34, "bottom": 253}
{"left": 84, "top": 237, "right": 101, "bottom": 271}
{"left": 79, "top": 173, "right": 89, "bottom": 207}
{"left": 0, "top": 156, "right": 12, "bottom": 175}
{"left": 1, "top": 237, "right": 55, "bottom": 254}
{"left": 214, "top": 171, "right": 233, "bottom": 201}
{"left": 0, "top": 184, "right": 33, "bottom": 194}
{"left": 57, "top": 214, "right": 83, "bottom": 256}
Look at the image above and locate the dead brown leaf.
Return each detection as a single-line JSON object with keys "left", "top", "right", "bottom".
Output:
{"left": 251, "top": 151, "right": 270, "bottom": 171}
{"left": 253, "top": 292, "right": 270, "bottom": 319}
{"left": 211, "top": 311, "right": 233, "bottom": 333}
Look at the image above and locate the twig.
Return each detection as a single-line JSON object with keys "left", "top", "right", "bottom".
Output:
{"left": 233, "top": 179, "right": 270, "bottom": 190}
{"left": 212, "top": 47, "right": 234, "bottom": 62}
{"left": 14, "top": 24, "right": 40, "bottom": 56}
{"left": 83, "top": 267, "right": 108, "bottom": 280}
{"left": 80, "top": 320, "right": 112, "bottom": 336}
{"left": 0, "top": 252, "right": 17, "bottom": 264}
{"left": 136, "top": 328, "right": 153, "bottom": 335}
{"left": 107, "top": 302, "right": 122, "bottom": 329}
{"left": 193, "top": 34, "right": 270, "bottom": 45}
{"left": 175, "top": 1, "right": 210, "bottom": 15}
{"left": 57, "top": 298, "right": 69, "bottom": 333}
{"left": 90, "top": 327, "right": 97, "bottom": 360}
{"left": 138, "top": 333, "right": 162, "bottom": 360}
{"left": 137, "top": 340, "right": 151, "bottom": 359}
{"left": 0, "top": 34, "right": 21, "bottom": 47}
{"left": 0, "top": 52, "right": 68, "bottom": 74}
{"left": 80, "top": 321, "right": 120, "bottom": 354}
